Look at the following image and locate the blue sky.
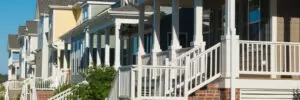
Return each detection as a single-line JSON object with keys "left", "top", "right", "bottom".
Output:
{"left": 0, "top": 0, "right": 36, "bottom": 74}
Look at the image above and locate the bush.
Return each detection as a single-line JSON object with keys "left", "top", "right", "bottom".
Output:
{"left": 53, "top": 83, "right": 73, "bottom": 95}
{"left": 72, "top": 65, "right": 116, "bottom": 100}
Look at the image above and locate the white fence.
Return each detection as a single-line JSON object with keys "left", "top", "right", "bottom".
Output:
{"left": 48, "top": 88, "right": 73, "bottom": 100}
{"left": 35, "top": 77, "right": 55, "bottom": 90}
{"left": 239, "top": 40, "right": 300, "bottom": 76}
{"left": 7, "top": 80, "right": 23, "bottom": 90}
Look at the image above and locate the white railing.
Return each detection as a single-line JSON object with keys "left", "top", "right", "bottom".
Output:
{"left": 35, "top": 77, "right": 55, "bottom": 90}
{"left": 20, "top": 78, "right": 32, "bottom": 100}
{"left": 184, "top": 43, "right": 222, "bottom": 94}
{"left": 108, "top": 65, "right": 136, "bottom": 100}
{"left": 176, "top": 47, "right": 192, "bottom": 57}
{"left": 176, "top": 46, "right": 204, "bottom": 66}
{"left": 142, "top": 54, "right": 151, "bottom": 65}
{"left": 157, "top": 51, "right": 169, "bottom": 66}
{"left": 7, "top": 80, "right": 23, "bottom": 90}
{"left": 48, "top": 88, "right": 73, "bottom": 100}
{"left": 239, "top": 40, "right": 300, "bottom": 75}
{"left": 107, "top": 72, "right": 119, "bottom": 100}
{"left": 138, "top": 65, "right": 186, "bottom": 100}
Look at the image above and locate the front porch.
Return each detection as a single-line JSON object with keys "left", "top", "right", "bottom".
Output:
{"left": 108, "top": 0, "right": 300, "bottom": 100}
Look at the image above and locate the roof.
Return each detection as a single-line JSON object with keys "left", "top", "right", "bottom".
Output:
{"left": 110, "top": 5, "right": 153, "bottom": 12}
{"left": 37, "top": 0, "right": 81, "bottom": 14}
{"left": 18, "top": 26, "right": 26, "bottom": 36}
{"left": 8, "top": 34, "right": 20, "bottom": 50}
{"left": 26, "top": 21, "right": 38, "bottom": 34}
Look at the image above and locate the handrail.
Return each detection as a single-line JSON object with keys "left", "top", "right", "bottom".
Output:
{"left": 48, "top": 88, "right": 72, "bottom": 100}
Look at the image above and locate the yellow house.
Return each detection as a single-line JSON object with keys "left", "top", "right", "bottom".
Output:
{"left": 48, "top": 4, "right": 82, "bottom": 80}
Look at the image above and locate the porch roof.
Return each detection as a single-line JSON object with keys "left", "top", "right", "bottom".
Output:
{"left": 8, "top": 34, "right": 20, "bottom": 50}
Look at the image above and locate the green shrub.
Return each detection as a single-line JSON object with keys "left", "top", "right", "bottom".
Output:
{"left": 53, "top": 83, "right": 73, "bottom": 95}
{"left": 71, "top": 65, "right": 116, "bottom": 100}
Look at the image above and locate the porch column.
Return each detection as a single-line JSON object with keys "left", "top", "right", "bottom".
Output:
{"left": 152, "top": 0, "right": 162, "bottom": 66}
{"left": 96, "top": 33, "right": 101, "bottom": 66}
{"left": 64, "top": 42, "right": 68, "bottom": 71}
{"left": 192, "top": 0, "right": 205, "bottom": 49}
{"left": 85, "top": 28, "right": 92, "bottom": 65}
{"left": 221, "top": 0, "right": 239, "bottom": 100}
{"left": 137, "top": 4, "right": 146, "bottom": 98}
{"left": 114, "top": 23, "right": 121, "bottom": 69}
{"left": 70, "top": 41, "right": 74, "bottom": 75}
{"left": 170, "top": 0, "right": 182, "bottom": 64}
{"left": 57, "top": 49, "right": 61, "bottom": 71}
{"left": 270, "top": 0, "right": 277, "bottom": 78}
{"left": 104, "top": 28, "right": 110, "bottom": 66}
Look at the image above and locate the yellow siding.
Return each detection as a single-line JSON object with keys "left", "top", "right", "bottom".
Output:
{"left": 53, "top": 9, "right": 77, "bottom": 42}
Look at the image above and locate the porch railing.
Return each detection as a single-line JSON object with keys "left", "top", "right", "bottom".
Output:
{"left": 142, "top": 54, "right": 151, "bottom": 65}
{"left": 157, "top": 51, "right": 169, "bottom": 66}
{"left": 48, "top": 88, "right": 73, "bottom": 100}
{"left": 35, "top": 77, "right": 55, "bottom": 90}
{"left": 239, "top": 40, "right": 300, "bottom": 75}
{"left": 7, "top": 80, "right": 23, "bottom": 90}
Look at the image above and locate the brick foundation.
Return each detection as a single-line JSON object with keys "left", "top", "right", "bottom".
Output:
{"left": 37, "top": 90, "right": 54, "bottom": 100}
{"left": 189, "top": 84, "right": 240, "bottom": 100}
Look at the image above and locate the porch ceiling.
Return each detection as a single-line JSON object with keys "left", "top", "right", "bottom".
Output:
{"left": 143, "top": 0, "right": 224, "bottom": 8}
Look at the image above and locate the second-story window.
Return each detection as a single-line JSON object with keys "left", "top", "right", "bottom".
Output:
{"left": 83, "top": 7, "right": 89, "bottom": 21}
{"left": 12, "top": 52, "right": 20, "bottom": 62}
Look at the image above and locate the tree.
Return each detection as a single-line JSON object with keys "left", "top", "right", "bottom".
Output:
{"left": 72, "top": 64, "right": 116, "bottom": 100}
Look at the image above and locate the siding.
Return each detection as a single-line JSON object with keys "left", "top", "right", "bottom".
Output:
{"left": 53, "top": 9, "right": 77, "bottom": 42}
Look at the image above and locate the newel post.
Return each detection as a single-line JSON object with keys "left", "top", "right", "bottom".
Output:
{"left": 184, "top": 55, "right": 190, "bottom": 98}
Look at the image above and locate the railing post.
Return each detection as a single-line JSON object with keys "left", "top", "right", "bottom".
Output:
{"left": 184, "top": 55, "right": 190, "bottom": 98}
{"left": 130, "top": 68, "right": 135, "bottom": 100}
{"left": 270, "top": 43, "right": 276, "bottom": 78}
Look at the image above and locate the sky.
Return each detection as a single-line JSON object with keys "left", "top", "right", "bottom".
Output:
{"left": 0, "top": 0, "right": 36, "bottom": 74}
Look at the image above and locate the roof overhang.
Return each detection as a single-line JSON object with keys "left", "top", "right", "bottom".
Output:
{"left": 49, "top": 5, "right": 73, "bottom": 10}
{"left": 81, "top": 1, "right": 116, "bottom": 7}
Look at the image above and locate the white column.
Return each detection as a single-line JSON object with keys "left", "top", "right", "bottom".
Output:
{"left": 221, "top": 0, "right": 239, "bottom": 100}
{"left": 137, "top": 4, "right": 146, "bottom": 99}
{"left": 57, "top": 49, "right": 61, "bottom": 72}
{"left": 152, "top": 0, "right": 162, "bottom": 66}
{"left": 270, "top": 0, "right": 277, "bottom": 78}
{"left": 170, "top": 0, "right": 181, "bottom": 80}
{"left": 170, "top": 0, "right": 182, "bottom": 67}
{"left": 114, "top": 23, "right": 121, "bottom": 69}
{"left": 193, "top": 0, "right": 205, "bottom": 48}
{"left": 64, "top": 43, "right": 68, "bottom": 70}
{"left": 71, "top": 41, "right": 74, "bottom": 75}
{"left": 105, "top": 28, "right": 110, "bottom": 66}
{"left": 96, "top": 33, "right": 101, "bottom": 66}
{"left": 171, "top": 0, "right": 182, "bottom": 50}
{"left": 85, "top": 29, "right": 93, "bottom": 65}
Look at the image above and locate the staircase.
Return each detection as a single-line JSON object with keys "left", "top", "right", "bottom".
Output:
{"left": 7, "top": 90, "right": 21, "bottom": 100}
{"left": 108, "top": 43, "right": 222, "bottom": 100}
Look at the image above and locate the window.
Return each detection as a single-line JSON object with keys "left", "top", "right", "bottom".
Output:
{"left": 241, "top": 0, "right": 270, "bottom": 41}
{"left": 83, "top": 7, "right": 89, "bottom": 21}
{"left": 12, "top": 52, "right": 19, "bottom": 62}
{"left": 144, "top": 33, "right": 153, "bottom": 54}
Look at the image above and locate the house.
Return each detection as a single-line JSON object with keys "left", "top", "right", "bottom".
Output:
{"left": 59, "top": 0, "right": 117, "bottom": 83}
{"left": 17, "top": 20, "right": 38, "bottom": 79}
{"left": 6, "top": 0, "right": 300, "bottom": 99}
{"left": 7, "top": 35, "right": 21, "bottom": 81}
{"left": 5, "top": 34, "right": 22, "bottom": 100}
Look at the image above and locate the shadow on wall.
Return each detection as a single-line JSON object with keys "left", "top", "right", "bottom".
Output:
{"left": 293, "top": 89, "right": 300, "bottom": 99}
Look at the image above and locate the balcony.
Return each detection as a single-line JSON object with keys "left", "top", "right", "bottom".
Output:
{"left": 26, "top": 54, "right": 35, "bottom": 65}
